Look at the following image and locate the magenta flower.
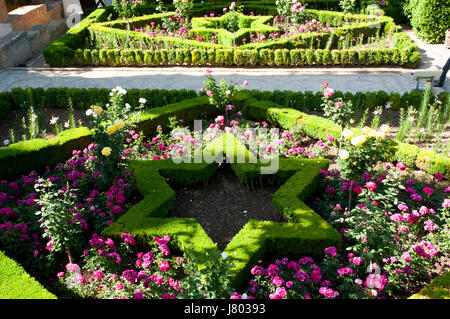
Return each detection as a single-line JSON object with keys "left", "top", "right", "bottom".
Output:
{"left": 323, "top": 88, "right": 335, "bottom": 98}
{"left": 158, "top": 260, "right": 171, "bottom": 272}
{"left": 324, "top": 246, "right": 337, "bottom": 257}
{"left": 319, "top": 287, "right": 339, "bottom": 298}
{"left": 337, "top": 267, "right": 353, "bottom": 276}
{"left": 365, "top": 181, "right": 377, "bottom": 192}
{"left": 116, "top": 282, "right": 124, "bottom": 291}
{"left": 352, "top": 257, "right": 362, "bottom": 266}
{"left": 311, "top": 270, "right": 322, "bottom": 284}
{"left": 270, "top": 276, "right": 285, "bottom": 287}
{"left": 93, "top": 270, "right": 105, "bottom": 280}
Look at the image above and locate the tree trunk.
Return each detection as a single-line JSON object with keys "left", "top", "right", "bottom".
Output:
{"left": 67, "top": 248, "right": 74, "bottom": 264}
{"left": 348, "top": 180, "right": 353, "bottom": 212}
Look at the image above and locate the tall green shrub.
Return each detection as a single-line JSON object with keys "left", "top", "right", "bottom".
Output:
{"left": 408, "top": 0, "right": 450, "bottom": 43}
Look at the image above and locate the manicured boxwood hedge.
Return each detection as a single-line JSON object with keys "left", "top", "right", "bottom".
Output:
{"left": 241, "top": 96, "right": 450, "bottom": 179}
{"left": 43, "top": 3, "right": 421, "bottom": 68}
{"left": 2, "top": 86, "right": 447, "bottom": 123}
{"left": 0, "top": 250, "right": 56, "bottom": 299}
{"left": 409, "top": 271, "right": 450, "bottom": 299}
{"left": 0, "top": 95, "right": 217, "bottom": 180}
{"left": 103, "top": 153, "right": 341, "bottom": 289}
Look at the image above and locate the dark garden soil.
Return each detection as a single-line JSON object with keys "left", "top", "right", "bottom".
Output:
{"left": 168, "top": 163, "right": 281, "bottom": 250}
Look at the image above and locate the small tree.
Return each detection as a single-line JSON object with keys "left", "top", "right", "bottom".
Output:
{"left": 224, "top": 2, "right": 242, "bottom": 46}
{"left": 35, "top": 179, "right": 84, "bottom": 264}
{"left": 112, "top": 0, "right": 140, "bottom": 27}
{"left": 203, "top": 72, "right": 243, "bottom": 124}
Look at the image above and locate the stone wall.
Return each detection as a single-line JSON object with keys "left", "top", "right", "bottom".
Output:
{"left": 0, "top": 18, "right": 67, "bottom": 67}
{"left": 0, "top": 0, "right": 9, "bottom": 23}
{"left": 9, "top": 4, "right": 51, "bottom": 30}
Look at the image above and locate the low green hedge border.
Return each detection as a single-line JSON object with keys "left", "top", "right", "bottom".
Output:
{"left": 0, "top": 87, "right": 198, "bottom": 122}
{"left": 0, "top": 95, "right": 212, "bottom": 180}
{"left": 103, "top": 150, "right": 340, "bottom": 289}
{"left": 241, "top": 97, "right": 450, "bottom": 179}
{"left": 43, "top": 4, "right": 420, "bottom": 68}
{"left": 409, "top": 271, "right": 450, "bottom": 299}
{"left": 1, "top": 90, "right": 449, "bottom": 180}
{"left": 0, "top": 250, "right": 56, "bottom": 299}
{"left": 89, "top": 9, "right": 396, "bottom": 52}
{"left": 2, "top": 87, "right": 448, "bottom": 123}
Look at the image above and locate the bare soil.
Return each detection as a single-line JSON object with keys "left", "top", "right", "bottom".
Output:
{"left": 168, "top": 163, "right": 280, "bottom": 250}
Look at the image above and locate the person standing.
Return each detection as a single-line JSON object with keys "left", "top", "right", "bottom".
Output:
{"left": 435, "top": 57, "right": 450, "bottom": 87}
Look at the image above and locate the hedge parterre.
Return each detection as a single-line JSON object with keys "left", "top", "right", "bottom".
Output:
{"left": 43, "top": 2, "right": 421, "bottom": 67}
{"left": 0, "top": 83, "right": 448, "bottom": 299}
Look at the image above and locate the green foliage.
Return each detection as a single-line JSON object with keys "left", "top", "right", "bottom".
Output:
{"left": 43, "top": 5, "right": 420, "bottom": 67}
{"left": 337, "top": 127, "right": 389, "bottom": 180}
{"left": 34, "top": 178, "right": 84, "bottom": 263}
{"left": 409, "top": 271, "right": 450, "bottom": 299}
{"left": 103, "top": 156, "right": 341, "bottom": 289}
{"left": 179, "top": 248, "right": 236, "bottom": 299}
{"left": 0, "top": 250, "right": 56, "bottom": 299}
{"left": 85, "top": 88, "right": 142, "bottom": 184}
{"left": 408, "top": 0, "right": 450, "bottom": 43}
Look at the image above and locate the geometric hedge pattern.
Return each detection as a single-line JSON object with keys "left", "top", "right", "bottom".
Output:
{"left": 102, "top": 134, "right": 342, "bottom": 288}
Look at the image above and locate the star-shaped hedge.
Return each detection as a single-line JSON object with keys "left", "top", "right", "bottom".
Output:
{"left": 91, "top": 12, "right": 278, "bottom": 51}
{"left": 102, "top": 134, "right": 341, "bottom": 288}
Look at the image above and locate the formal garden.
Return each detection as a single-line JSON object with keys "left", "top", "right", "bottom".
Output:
{"left": 0, "top": 0, "right": 449, "bottom": 301}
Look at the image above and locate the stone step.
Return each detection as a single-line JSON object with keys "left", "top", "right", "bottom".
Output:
{"left": 0, "top": 22, "right": 12, "bottom": 39}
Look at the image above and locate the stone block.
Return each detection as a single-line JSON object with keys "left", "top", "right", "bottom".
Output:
{"left": 0, "top": 0, "right": 9, "bottom": 23}
{"left": 9, "top": 4, "right": 51, "bottom": 30}
{"left": 0, "top": 22, "right": 12, "bottom": 39}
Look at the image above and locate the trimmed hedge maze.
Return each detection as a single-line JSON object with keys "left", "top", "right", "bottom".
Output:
{"left": 43, "top": 2, "right": 421, "bottom": 67}
{"left": 101, "top": 135, "right": 341, "bottom": 288}
{"left": 0, "top": 250, "right": 56, "bottom": 299}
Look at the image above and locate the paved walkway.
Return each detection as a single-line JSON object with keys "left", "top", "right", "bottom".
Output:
{"left": 403, "top": 28, "right": 450, "bottom": 70}
{"left": 1, "top": 67, "right": 447, "bottom": 93}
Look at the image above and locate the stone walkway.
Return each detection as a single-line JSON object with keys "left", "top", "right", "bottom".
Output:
{"left": 1, "top": 66, "right": 447, "bottom": 93}
{"left": 403, "top": 28, "right": 450, "bottom": 70}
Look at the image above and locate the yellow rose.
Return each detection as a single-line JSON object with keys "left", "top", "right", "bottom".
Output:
{"left": 374, "top": 132, "right": 385, "bottom": 140}
{"left": 342, "top": 128, "right": 353, "bottom": 140}
{"left": 339, "top": 149, "right": 350, "bottom": 160}
{"left": 380, "top": 124, "right": 390, "bottom": 133}
{"left": 93, "top": 106, "right": 103, "bottom": 115}
{"left": 101, "top": 147, "right": 112, "bottom": 157}
{"left": 351, "top": 135, "right": 367, "bottom": 146}
{"left": 107, "top": 125, "right": 117, "bottom": 135}
{"left": 114, "top": 120, "right": 125, "bottom": 130}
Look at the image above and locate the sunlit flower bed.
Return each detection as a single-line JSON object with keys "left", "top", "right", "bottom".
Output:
{"left": 0, "top": 74, "right": 448, "bottom": 299}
